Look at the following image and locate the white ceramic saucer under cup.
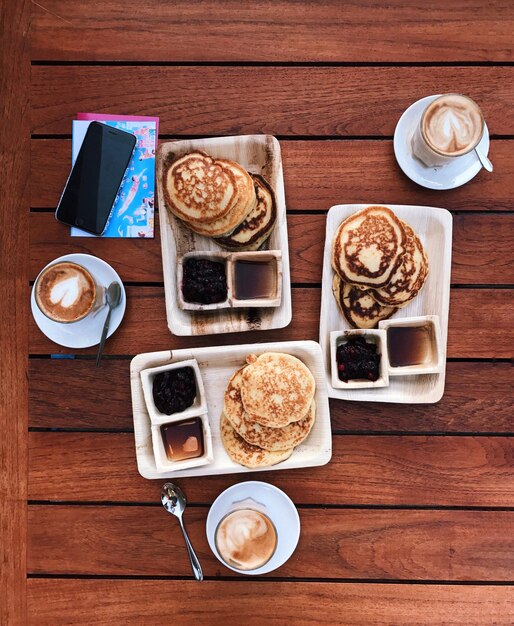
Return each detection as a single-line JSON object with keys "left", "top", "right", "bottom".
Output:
{"left": 394, "top": 94, "right": 490, "bottom": 190}
{"left": 206, "top": 481, "right": 300, "bottom": 575}
{"left": 31, "top": 253, "right": 126, "bottom": 349}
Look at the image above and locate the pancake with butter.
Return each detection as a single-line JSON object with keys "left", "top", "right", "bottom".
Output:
{"left": 372, "top": 220, "right": 429, "bottom": 308}
{"left": 332, "top": 206, "right": 406, "bottom": 288}
{"left": 224, "top": 367, "right": 316, "bottom": 451}
{"left": 333, "top": 274, "right": 396, "bottom": 329}
{"left": 240, "top": 352, "right": 315, "bottom": 428}
{"left": 220, "top": 414, "right": 293, "bottom": 468}
{"left": 163, "top": 151, "right": 237, "bottom": 223}
{"left": 216, "top": 174, "right": 277, "bottom": 250}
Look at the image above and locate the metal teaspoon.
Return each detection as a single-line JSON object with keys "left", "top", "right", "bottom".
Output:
{"left": 161, "top": 482, "right": 203, "bottom": 581}
{"left": 475, "top": 146, "right": 493, "bottom": 172}
{"left": 95, "top": 281, "right": 122, "bottom": 367}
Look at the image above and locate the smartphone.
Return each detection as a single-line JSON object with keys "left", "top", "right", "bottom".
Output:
{"left": 55, "top": 121, "right": 137, "bottom": 235}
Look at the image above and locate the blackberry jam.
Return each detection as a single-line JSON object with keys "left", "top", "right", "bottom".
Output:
{"left": 336, "top": 336, "right": 380, "bottom": 382}
{"left": 182, "top": 258, "right": 227, "bottom": 305}
{"left": 152, "top": 367, "right": 197, "bottom": 415}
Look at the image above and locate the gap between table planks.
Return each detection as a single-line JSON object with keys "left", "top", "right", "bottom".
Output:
{"left": 30, "top": 66, "right": 514, "bottom": 135}
{"left": 28, "top": 286, "right": 514, "bottom": 358}
{"left": 27, "top": 506, "right": 514, "bottom": 580}
{"left": 31, "top": 139, "right": 514, "bottom": 212}
{"left": 29, "top": 0, "right": 514, "bottom": 63}
{"left": 29, "top": 212, "right": 514, "bottom": 285}
{"left": 28, "top": 432, "right": 514, "bottom": 507}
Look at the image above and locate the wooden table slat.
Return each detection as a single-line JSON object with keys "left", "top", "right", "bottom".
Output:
{"left": 28, "top": 506, "right": 514, "bottom": 580}
{"left": 32, "top": 139, "right": 514, "bottom": 212}
{"left": 30, "top": 0, "right": 514, "bottom": 63}
{"left": 31, "top": 66, "right": 514, "bottom": 135}
{"left": 28, "top": 580, "right": 514, "bottom": 625}
{"left": 29, "top": 360, "right": 514, "bottom": 433}
{"left": 29, "top": 433, "right": 514, "bottom": 507}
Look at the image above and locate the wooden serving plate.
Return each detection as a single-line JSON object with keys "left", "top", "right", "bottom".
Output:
{"left": 319, "top": 204, "right": 453, "bottom": 404}
{"left": 130, "top": 341, "right": 332, "bottom": 479}
{"left": 156, "top": 135, "right": 292, "bottom": 336}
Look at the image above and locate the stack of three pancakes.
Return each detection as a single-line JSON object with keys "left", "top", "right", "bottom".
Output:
{"left": 163, "top": 151, "right": 276, "bottom": 250}
{"left": 331, "top": 206, "right": 429, "bottom": 329}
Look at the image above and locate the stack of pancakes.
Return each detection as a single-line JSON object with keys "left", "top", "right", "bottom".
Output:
{"left": 332, "top": 206, "right": 429, "bottom": 329}
{"left": 163, "top": 151, "right": 276, "bottom": 250}
{"left": 221, "top": 352, "right": 316, "bottom": 468}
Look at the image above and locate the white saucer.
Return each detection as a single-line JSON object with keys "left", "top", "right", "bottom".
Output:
{"left": 394, "top": 94, "right": 490, "bottom": 190}
{"left": 31, "top": 253, "right": 126, "bottom": 349}
{"left": 206, "top": 481, "right": 300, "bottom": 575}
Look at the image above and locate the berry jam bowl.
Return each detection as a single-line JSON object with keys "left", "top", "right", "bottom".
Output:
{"left": 329, "top": 329, "right": 389, "bottom": 390}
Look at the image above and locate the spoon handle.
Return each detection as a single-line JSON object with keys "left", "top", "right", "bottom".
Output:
{"left": 95, "top": 306, "right": 112, "bottom": 367}
{"left": 475, "top": 147, "right": 493, "bottom": 172}
{"left": 179, "top": 517, "right": 203, "bottom": 581}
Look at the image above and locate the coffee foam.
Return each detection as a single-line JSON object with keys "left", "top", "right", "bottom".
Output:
{"left": 36, "top": 262, "right": 96, "bottom": 323}
{"left": 422, "top": 94, "right": 483, "bottom": 156}
{"left": 215, "top": 509, "right": 276, "bottom": 571}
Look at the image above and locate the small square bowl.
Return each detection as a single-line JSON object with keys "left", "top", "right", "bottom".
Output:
{"left": 151, "top": 413, "right": 214, "bottom": 473}
{"left": 228, "top": 250, "right": 282, "bottom": 308}
{"left": 378, "top": 315, "right": 444, "bottom": 376}
{"left": 140, "top": 358, "right": 207, "bottom": 425}
{"left": 177, "top": 251, "right": 231, "bottom": 311}
{"left": 330, "top": 329, "right": 389, "bottom": 389}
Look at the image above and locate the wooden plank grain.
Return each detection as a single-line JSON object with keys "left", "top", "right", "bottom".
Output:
{"left": 31, "top": 139, "right": 514, "bottom": 212}
{"left": 29, "top": 212, "right": 514, "bottom": 285}
{"left": 29, "top": 360, "right": 514, "bottom": 433}
{"left": 27, "top": 579, "right": 514, "bottom": 626}
{"left": 30, "top": 0, "right": 514, "bottom": 63}
{"left": 28, "top": 505, "right": 514, "bottom": 580}
{"left": 28, "top": 286, "right": 514, "bottom": 358}
{"left": 0, "top": 0, "right": 29, "bottom": 623}
{"left": 28, "top": 433, "right": 514, "bottom": 506}
{"left": 30, "top": 66, "right": 514, "bottom": 135}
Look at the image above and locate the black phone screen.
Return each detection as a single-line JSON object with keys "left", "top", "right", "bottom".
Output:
{"left": 55, "top": 121, "right": 136, "bottom": 235}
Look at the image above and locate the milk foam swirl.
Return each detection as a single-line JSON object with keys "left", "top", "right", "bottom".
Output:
{"left": 422, "top": 94, "right": 483, "bottom": 156}
{"left": 36, "top": 262, "right": 96, "bottom": 323}
{"left": 216, "top": 509, "right": 276, "bottom": 571}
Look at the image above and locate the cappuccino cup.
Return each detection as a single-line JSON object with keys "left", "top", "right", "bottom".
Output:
{"left": 215, "top": 508, "right": 277, "bottom": 571}
{"left": 35, "top": 261, "right": 103, "bottom": 323}
{"left": 411, "top": 94, "right": 484, "bottom": 167}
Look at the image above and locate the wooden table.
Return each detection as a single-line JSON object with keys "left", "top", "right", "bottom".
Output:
{"left": 2, "top": 2, "right": 513, "bottom": 623}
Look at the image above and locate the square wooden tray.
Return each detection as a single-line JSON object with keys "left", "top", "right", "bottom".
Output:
{"left": 130, "top": 341, "right": 332, "bottom": 479}
{"left": 156, "top": 135, "right": 292, "bottom": 336}
{"left": 319, "top": 204, "right": 453, "bottom": 404}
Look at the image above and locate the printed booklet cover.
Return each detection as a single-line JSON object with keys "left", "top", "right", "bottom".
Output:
{"left": 70, "top": 117, "right": 157, "bottom": 238}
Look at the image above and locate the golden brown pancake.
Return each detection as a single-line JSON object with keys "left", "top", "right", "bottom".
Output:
{"left": 240, "top": 352, "right": 315, "bottom": 428}
{"left": 184, "top": 159, "right": 257, "bottom": 237}
{"left": 372, "top": 220, "right": 429, "bottom": 307}
{"left": 216, "top": 174, "right": 277, "bottom": 251}
{"left": 223, "top": 367, "right": 316, "bottom": 451}
{"left": 163, "top": 151, "right": 237, "bottom": 223}
{"left": 220, "top": 414, "right": 293, "bottom": 468}
{"left": 332, "top": 206, "right": 406, "bottom": 288}
{"left": 333, "top": 274, "right": 397, "bottom": 329}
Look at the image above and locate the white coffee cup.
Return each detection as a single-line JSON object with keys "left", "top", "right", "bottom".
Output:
{"left": 206, "top": 481, "right": 300, "bottom": 575}
{"left": 411, "top": 94, "right": 484, "bottom": 167}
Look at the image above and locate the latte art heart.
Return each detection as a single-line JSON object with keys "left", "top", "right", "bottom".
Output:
{"left": 35, "top": 262, "right": 96, "bottom": 323}
{"left": 50, "top": 276, "right": 82, "bottom": 308}
{"left": 422, "top": 94, "right": 483, "bottom": 156}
